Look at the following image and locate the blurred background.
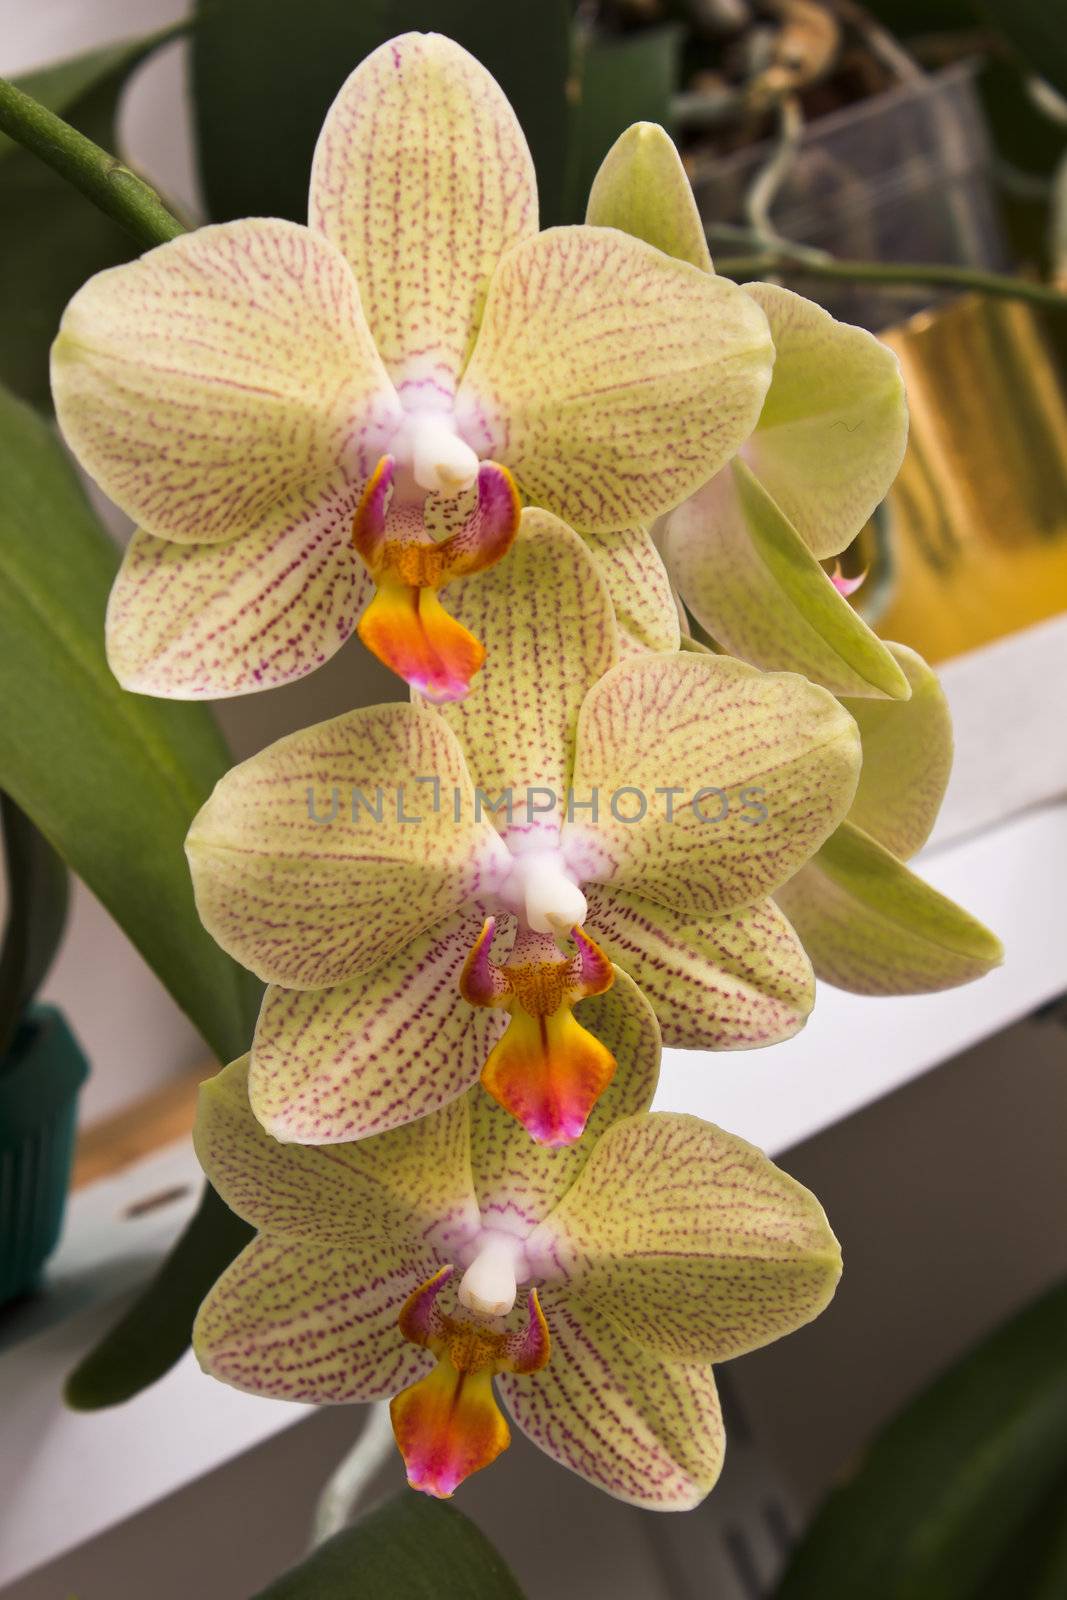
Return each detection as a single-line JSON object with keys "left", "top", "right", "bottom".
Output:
{"left": 0, "top": 1, "right": 1066, "bottom": 1596}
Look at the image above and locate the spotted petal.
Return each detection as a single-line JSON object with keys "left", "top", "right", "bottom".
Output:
{"left": 842, "top": 643, "right": 953, "bottom": 859}
{"left": 586, "top": 884, "right": 813, "bottom": 1049}
{"left": 499, "top": 1287, "right": 724, "bottom": 1510}
{"left": 250, "top": 911, "right": 510, "bottom": 1144}
{"left": 564, "top": 652, "right": 861, "bottom": 917}
{"left": 309, "top": 32, "right": 537, "bottom": 405}
{"left": 663, "top": 461, "right": 910, "bottom": 698}
{"left": 528, "top": 1112, "right": 841, "bottom": 1364}
{"left": 776, "top": 822, "right": 1003, "bottom": 995}
{"left": 105, "top": 485, "right": 370, "bottom": 698}
{"left": 581, "top": 526, "right": 680, "bottom": 656}
{"left": 441, "top": 511, "right": 618, "bottom": 840}
{"left": 195, "top": 1056, "right": 479, "bottom": 1254}
{"left": 194, "top": 1234, "right": 433, "bottom": 1403}
{"left": 469, "top": 969, "right": 661, "bottom": 1234}
{"left": 455, "top": 227, "right": 773, "bottom": 531}
{"left": 586, "top": 121, "right": 713, "bottom": 272}
{"left": 52, "top": 219, "right": 399, "bottom": 544}
{"left": 741, "top": 282, "right": 908, "bottom": 561}
{"left": 186, "top": 704, "right": 506, "bottom": 987}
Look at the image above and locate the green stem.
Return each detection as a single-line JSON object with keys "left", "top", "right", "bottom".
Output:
{"left": 0, "top": 74, "right": 184, "bottom": 249}
{"left": 714, "top": 252, "right": 1067, "bottom": 310}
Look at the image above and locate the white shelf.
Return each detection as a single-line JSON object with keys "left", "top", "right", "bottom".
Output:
{"left": 3, "top": 803, "right": 1066, "bottom": 1582}
{"left": 655, "top": 798, "right": 1067, "bottom": 1150}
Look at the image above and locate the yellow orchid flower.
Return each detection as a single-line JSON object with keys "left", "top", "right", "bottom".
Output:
{"left": 586, "top": 122, "right": 913, "bottom": 699}
{"left": 186, "top": 512, "right": 861, "bottom": 1147}
{"left": 192, "top": 981, "right": 841, "bottom": 1507}
{"left": 50, "top": 35, "right": 774, "bottom": 705}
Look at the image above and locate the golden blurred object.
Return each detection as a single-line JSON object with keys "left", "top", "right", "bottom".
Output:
{"left": 872, "top": 294, "right": 1067, "bottom": 662}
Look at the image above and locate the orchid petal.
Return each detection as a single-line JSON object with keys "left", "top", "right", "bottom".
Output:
{"left": 194, "top": 1234, "right": 433, "bottom": 1403}
{"left": 358, "top": 581, "right": 487, "bottom": 705}
{"left": 586, "top": 884, "right": 813, "bottom": 1049}
{"left": 480, "top": 992, "right": 618, "bottom": 1148}
{"left": 250, "top": 912, "right": 511, "bottom": 1144}
{"left": 392, "top": 1356, "right": 510, "bottom": 1499}
{"left": 105, "top": 485, "right": 370, "bottom": 699}
{"left": 499, "top": 1287, "right": 724, "bottom": 1510}
{"left": 776, "top": 822, "right": 1003, "bottom": 995}
{"left": 586, "top": 121, "right": 713, "bottom": 273}
{"left": 842, "top": 643, "right": 952, "bottom": 860}
{"left": 52, "top": 219, "right": 399, "bottom": 544}
{"left": 663, "top": 460, "right": 911, "bottom": 698}
{"left": 455, "top": 227, "right": 773, "bottom": 531}
{"left": 529, "top": 1112, "right": 841, "bottom": 1364}
{"left": 581, "top": 525, "right": 681, "bottom": 656}
{"left": 742, "top": 282, "right": 908, "bottom": 560}
{"left": 186, "top": 704, "right": 505, "bottom": 988}
{"left": 194, "top": 1056, "right": 479, "bottom": 1254}
{"left": 565, "top": 652, "right": 861, "bottom": 917}
{"left": 441, "top": 511, "right": 618, "bottom": 836}
{"left": 309, "top": 32, "right": 537, "bottom": 404}
{"left": 469, "top": 968, "right": 660, "bottom": 1235}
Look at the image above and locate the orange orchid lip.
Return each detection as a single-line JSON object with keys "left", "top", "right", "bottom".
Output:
{"left": 390, "top": 1266, "right": 550, "bottom": 1498}
{"left": 351, "top": 454, "right": 520, "bottom": 702}
{"left": 460, "top": 920, "right": 616, "bottom": 1146}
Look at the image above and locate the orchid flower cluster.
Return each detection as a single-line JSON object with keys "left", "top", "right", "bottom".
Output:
{"left": 51, "top": 33, "right": 1001, "bottom": 1509}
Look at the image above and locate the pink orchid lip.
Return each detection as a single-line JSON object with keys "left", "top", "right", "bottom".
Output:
{"left": 460, "top": 920, "right": 617, "bottom": 1147}
{"left": 829, "top": 561, "right": 867, "bottom": 598}
{"left": 349, "top": 454, "right": 520, "bottom": 702}
{"left": 391, "top": 1273, "right": 550, "bottom": 1499}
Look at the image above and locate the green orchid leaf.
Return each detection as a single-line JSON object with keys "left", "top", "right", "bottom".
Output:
{"left": 255, "top": 1492, "right": 527, "bottom": 1599}
{"left": 775, "top": 821, "right": 1002, "bottom": 996}
{"left": 66, "top": 1182, "right": 253, "bottom": 1408}
{"left": 0, "top": 380, "right": 258, "bottom": 1067}
{"left": 842, "top": 642, "right": 953, "bottom": 861}
{"left": 665, "top": 460, "right": 911, "bottom": 700}
{"left": 0, "top": 792, "right": 70, "bottom": 1059}
{"left": 565, "top": 25, "right": 682, "bottom": 223}
{"left": 775, "top": 1277, "right": 1067, "bottom": 1600}
{"left": 192, "top": 0, "right": 572, "bottom": 226}
{"left": 0, "top": 31, "right": 175, "bottom": 408}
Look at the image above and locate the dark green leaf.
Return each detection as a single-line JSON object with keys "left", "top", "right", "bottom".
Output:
{"left": 66, "top": 1182, "right": 253, "bottom": 1407}
{"left": 255, "top": 1493, "right": 528, "bottom": 1599}
{"left": 0, "top": 793, "right": 70, "bottom": 1059}
{"left": 980, "top": 1, "right": 1067, "bottom": 99}
{"left": 192, "top": 0, "right": 572, "bottom": 226}
{"left": 564, "top": 25, "right": 681, "bottom": 222}
{"left": 976, "top": 1466, "right": 1067, "bottom": 1600}
{"left": 775, "top": 1277, "right": 1067, "bottom": 1599}
{"left": 0, "top": 380, "right": 258, "bottom": 1068}
{"left": 0, "top": 32, "right": 176, "bottom": 408}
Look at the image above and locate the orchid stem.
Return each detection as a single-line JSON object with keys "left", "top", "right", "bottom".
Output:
{"left": 309, "top": 1401, "right": 396, "bottom": 1550}
{"left": 714, "top": 251, "right": 1067, "bottom": 310}
{"left": 0, "top": 74, "right": 185, "bottom": 250}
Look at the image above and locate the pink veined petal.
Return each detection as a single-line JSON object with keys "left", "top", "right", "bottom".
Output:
{"left": 250, "top": 911, "right": 510, "bottom": 1144}
{"left": 52, "top": 218, "right": 401, "bottom": 545}
{"left": 194, "top": 1234, "right": 435, "bottom": 1404}
{"left": 309, "top": 32, "right": 538, "bottom": 405}
{"left": 106, "top": 478, "right": 372, "bottom": 699}
{"left": 498, "top": 1286, "right": 725, "bottom": 1510}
